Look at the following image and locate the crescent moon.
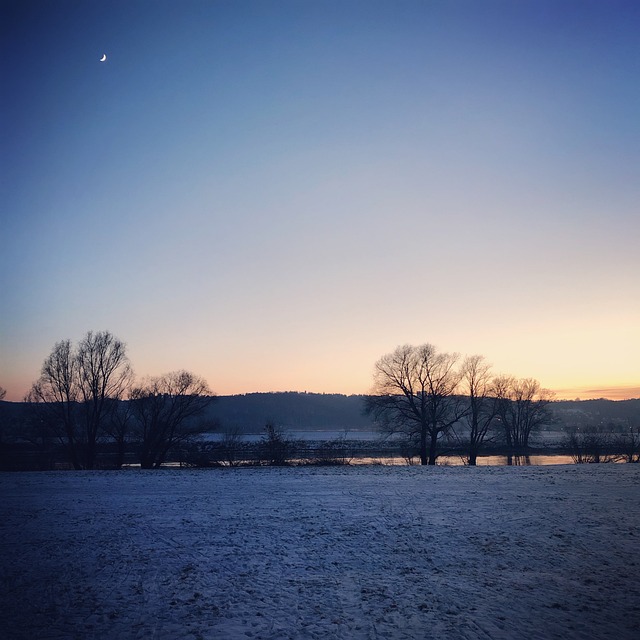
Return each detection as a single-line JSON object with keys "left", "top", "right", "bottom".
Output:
{"left": 100, "top": 54, "right": 107, "bottom": 62}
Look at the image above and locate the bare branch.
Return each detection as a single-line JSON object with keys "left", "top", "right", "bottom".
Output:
{"left": 367, "top": 344, "right": 464, "bottom": 465}
{"left": 131, "top": 370, "right": 215, "bottom": 468}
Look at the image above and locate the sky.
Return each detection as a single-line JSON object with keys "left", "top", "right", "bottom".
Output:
{"left": 1, "top": 0, "right": 639, "bottom": 402}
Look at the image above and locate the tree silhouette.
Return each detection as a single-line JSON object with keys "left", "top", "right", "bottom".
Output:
{"left": 27, "top": 332, "right": 131, "bottom": 469}
{"left": 493, "top": 375, "right": 553, "bottom": 450}
{"left": 131, "top": 371, "right": 214, "bottom": 469}
{"left": 459, "top": 355, "right": 498, "bottom": 465}
{"left": 366, "top": 344, "right": 466, "bottom": 465}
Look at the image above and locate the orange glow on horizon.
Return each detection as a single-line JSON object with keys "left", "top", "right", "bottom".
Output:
{"left": 549, "top": 385, "right": 640, "bottom": 402}
{"left": 2, "top": 380, "right": 639, "bottom": 403}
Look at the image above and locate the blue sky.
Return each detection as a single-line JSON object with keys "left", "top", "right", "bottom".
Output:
{"left": 1, "top": 0, "right": 639, "bottom": 400}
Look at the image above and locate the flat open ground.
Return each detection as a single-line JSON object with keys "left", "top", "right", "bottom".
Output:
{"left": 1, "top": 466, "right": 639, "bottom": 639}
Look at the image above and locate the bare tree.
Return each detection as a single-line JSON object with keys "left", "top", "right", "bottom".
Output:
{"left": 217, "top": 425, "right": 246, "bottom": 467}
{"left": 130, "top": 371, "right": 215, "bottom": 469}
{"left": 27, "top": 339, "right": 81, "bottom": 468}
{"left": 259, "top": 422, "right": 296, "bottom": 466}
{"left": 103, "top": 397, "right": 135, "bottom": 469}
{"left": 459, "top": 355, "right": 498, "bottom": 465}
{"left": 365, "top": 344, "right": 466, "bottom": 465}
{"left": 0, "top": 387, "right": 7, "bottom": 444}
{"left": 616, "top": 425, "right": 640, "bottom": 463}
{"left": 26, "top": 332, "right": 132, "bottom": 469}
{"left": 565, "top": 426, "right": 616, "bottom": 463}
{"left": 75, "top": 331, "right": 132, "bottom": 469}
{"left": 493, "top": 375, "right": 553, "bottom": 450}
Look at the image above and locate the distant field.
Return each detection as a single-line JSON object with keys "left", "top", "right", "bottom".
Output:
{"left": 1, "top": 466, "right": 639, "bottom": 639}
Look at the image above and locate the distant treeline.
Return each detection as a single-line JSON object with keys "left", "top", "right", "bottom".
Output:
{"left": 204, "top": 393, "right": 640, "bottom": 432}
{"left": 205, "top": 392, "right": 374, "bottom": 432}
{"left": 550, "top": 398, "right": 640, "bottom": 428}
{"left": 2, "top": 329, "right": 638, "bottom": 470}
{"left": 2, "top": 393, "right": 640, "bottom": 471}
{"left": 2, "top": 393, "right": 639, "bottom": 435}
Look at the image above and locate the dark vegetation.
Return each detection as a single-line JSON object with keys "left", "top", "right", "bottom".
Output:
{"left": 2, "top": 393, "right": 639, "bottom": 470}
{"left": 1, "top": 331, "right": 214, "bottom": 471}
{"left": 365, "top": 345, "right": 556, "bottom": 465}
{"left": 207, "top": 392, "right": 372, "bottom": 431}
{"left": 0, "top": 335, "right": 638, "bottom": 470}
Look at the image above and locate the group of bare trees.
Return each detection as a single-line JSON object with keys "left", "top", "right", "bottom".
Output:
{"left": 565, "top": 425, "right": 640, "bottom": 464}
{"left": 366, "top": 345, "right": 466, "bottom": 465}
{"left": 24, "top": 331, "right": 214, "bottom": 469}
{"left": 366, "top": 343, "right": 553, "bottom": 465}
{"left": 26, "top": 332, "right": 132, "bottom": 469}
{"left": 12, "top": 335, "right": 634, "bottom": 470}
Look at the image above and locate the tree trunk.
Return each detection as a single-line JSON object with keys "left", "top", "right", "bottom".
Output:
{"left": 139, "top": 448, "right": 154, "bottom": 469}
{"left": 420, "top": 426, "right": 428, "bottom": 465}
{"left": 504, "top": 425, "right": 513, "bottom": 449}
{"left": 427, "top": 435, "right": 438, "bottom": 465}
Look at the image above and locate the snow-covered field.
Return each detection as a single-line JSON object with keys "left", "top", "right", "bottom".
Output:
{"left": 1, "top": 466, "right": 639, "bottom": 640}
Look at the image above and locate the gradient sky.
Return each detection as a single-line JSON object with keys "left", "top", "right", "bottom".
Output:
{"left": 1, "top": 0, "right": 639, "bottom": 402}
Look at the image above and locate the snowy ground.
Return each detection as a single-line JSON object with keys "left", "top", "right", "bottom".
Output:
{"left": 1, "top": 466, "right": 639, "bottom": 640}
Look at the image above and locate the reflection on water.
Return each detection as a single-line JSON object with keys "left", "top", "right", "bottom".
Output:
{"left": 351, "top": 454, "right": 576, "bottom": 466}
{"left": 472, "top": 455, "right": 575, "bottom": 466}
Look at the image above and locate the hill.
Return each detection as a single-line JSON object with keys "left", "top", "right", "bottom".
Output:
{"left": 204, "top": 393, "right": 640, "bottom": 434}
{"left": 2, "top": 394, "right": 639, "bottom": 436}
{"left": 550, "top": 398, "right": 640, "bottom": 430}
{"left": 205, "top": 392, "right": 373, "bottom": 433}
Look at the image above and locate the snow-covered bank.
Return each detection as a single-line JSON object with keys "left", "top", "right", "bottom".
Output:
{"left": 1, "top": 466, "right": 639, "bottom": 639}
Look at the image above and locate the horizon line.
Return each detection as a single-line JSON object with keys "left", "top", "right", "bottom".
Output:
{"left": 2, "top": 386, "right": 639, "bottom": 403}
{"left": 550, "top": 385, "right": 640, "bottom": 401}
